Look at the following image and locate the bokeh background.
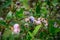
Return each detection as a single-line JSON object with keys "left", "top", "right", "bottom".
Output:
{"left": 0, "top": 0, "right": 60, "bottom": 40}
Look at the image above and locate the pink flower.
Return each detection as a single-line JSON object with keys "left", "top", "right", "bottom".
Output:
{"left": 13, "top": 29, "right": 20, "bottom": 34}
{"left": 14, "top": 24, "right": 19, "bottom": 29}
{"left": 13, "top": 24, "right": 20, "bottom": 34}
{"left": 35, "top": 20, "right": 41, "bottom": 25}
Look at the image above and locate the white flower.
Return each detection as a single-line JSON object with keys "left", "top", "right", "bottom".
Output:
{"left": 13, "top": 24, "right": 20, "bottom": 34}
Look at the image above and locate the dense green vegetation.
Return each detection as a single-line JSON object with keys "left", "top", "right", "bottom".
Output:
{"left": 0, "top": 0, "right": 60, "bottom": 40}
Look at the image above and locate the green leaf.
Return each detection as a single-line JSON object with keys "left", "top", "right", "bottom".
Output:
{"left": 0, "top": 0, "right": 11, "bottom": 10}
{"left": 39, "top": 31, "right": 47, "bottom": 39}
{"left": 0, "top": 20, "right": 7, "bottom": 27}
{"left": 28, "top": 31, "right": 33, "bottom": 38}
{"left": 28, "top": 24, "right": 42, "bottom": 40}
{"left": 23, "top": 0, "right": 29, "bottom": 9}
{"left": 48, "top": 19, "right": 57, "bottom": 35}
{"left": 52, "top": 0, "right": 58, "bottom": 6}
{"left": 55, "top": 28, "right": 60, "bottom": 33}
{"left": 16, "top": 8, "right": 24, "bottom": 18}
{"left": 41, "top": 7, "right": 48, "bottom": 17}
{"left": 6, "top": 11, "right": 13, "bottom": 20}
{"left": 32, "top": 24, "right": 42, "bottom": 36}
{"left": 35, "top": 3, "right": 41, "bottom": 17}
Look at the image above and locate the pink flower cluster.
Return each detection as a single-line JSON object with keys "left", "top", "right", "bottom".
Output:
{"left": 35, "top": 17, "right": 48, "bottom": 26}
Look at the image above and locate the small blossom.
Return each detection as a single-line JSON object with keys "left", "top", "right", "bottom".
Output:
{"left": 13, "top": 24, "right": 19, "bottom": 29}
{"left": 29, "top": 16, "right": 35, "bottom": 23}
{"left": 35, "top": 20, "right": 41, "bottom": 25}
{"left": 13, "top": 24, "right": 20, "bottom": 34}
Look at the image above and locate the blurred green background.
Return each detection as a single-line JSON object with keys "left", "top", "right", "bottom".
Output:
{"left": 0, "top": 0, "right": 60, "bottom": 40}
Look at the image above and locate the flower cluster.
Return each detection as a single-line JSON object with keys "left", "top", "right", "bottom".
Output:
{"left": 24, "top": 16, "right": 48, "bottom": 26}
